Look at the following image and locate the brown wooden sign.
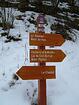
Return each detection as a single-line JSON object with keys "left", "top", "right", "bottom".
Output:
{"left": 30, "top": 49, "right": 66, "bottom": 62}
{"left": 16, "top": 66, "right": 56, "bottom": 80}
{"left": 30, "top": 33, "right": 65, "bottom": 46}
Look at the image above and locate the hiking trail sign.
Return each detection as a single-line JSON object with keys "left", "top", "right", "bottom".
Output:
{"left": 30, "top": 32, "right": 65, "bottom": 46}
{"left": 16, "top": 66, "right": 56, "bottom": 80}
{"left": 16, "top": 14, "right": 66, "bottom": 105}
{"left": 30, "top": 49, "right": 66, "bottom": 62}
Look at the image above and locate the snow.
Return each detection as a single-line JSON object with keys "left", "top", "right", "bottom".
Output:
{"left": 58, "top": 2, "right": 70, "bottom": 9}
{"left": 47, "top": 39, "right": 79, "bottom": 105}
{"left": 0, "top": 8, "right": 79, "bottom": 105}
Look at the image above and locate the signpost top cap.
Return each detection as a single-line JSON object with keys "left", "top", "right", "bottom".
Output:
{"left": 37, "top": 14, "right": 45, "bottom": 23}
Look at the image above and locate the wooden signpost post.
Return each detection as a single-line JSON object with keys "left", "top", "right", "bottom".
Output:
{"left": 16, "top": 14, "right": 66, "bottom": 105}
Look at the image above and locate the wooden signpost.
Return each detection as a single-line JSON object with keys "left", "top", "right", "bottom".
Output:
{"left": 16, "top": 14, "right": 66, "bottom": 105}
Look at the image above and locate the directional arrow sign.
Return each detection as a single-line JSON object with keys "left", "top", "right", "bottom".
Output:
{"left": 16, "top": 66, "right": 56, "bottom": 80}
{"left": 30, "top": 49, "right": 66, "bottom": 62}
{"left": 30, "top": 33, "right": 65, "bottom": 46}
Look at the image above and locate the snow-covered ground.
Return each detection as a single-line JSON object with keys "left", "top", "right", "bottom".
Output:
{"left": 0, "top": 8, "right": 79, "bottom": 105}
